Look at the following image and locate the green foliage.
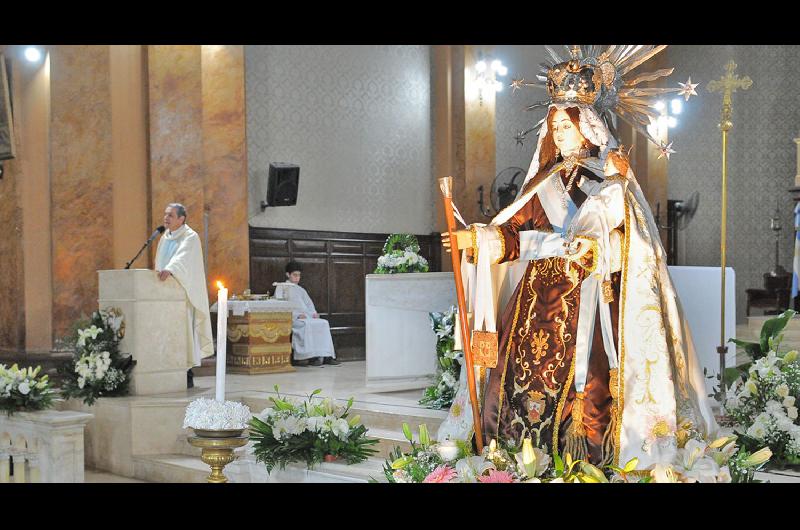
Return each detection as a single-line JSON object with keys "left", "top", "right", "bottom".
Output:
{"left": 729, "top": 309, "right": 795, "bottom": 361}
{"left": 419, "top": 307, "right": 461, "bottom": 409}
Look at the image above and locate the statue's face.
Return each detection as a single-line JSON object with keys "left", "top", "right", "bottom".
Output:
{"left": 551, "top": 109, "right": 585, "bottom": 156}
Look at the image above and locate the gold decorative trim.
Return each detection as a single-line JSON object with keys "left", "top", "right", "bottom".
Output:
{"left": 227, "top": 322, "right": 292, "bottom": 343}
{"left": 552, "top": 345, "right": 577, "bottom": 456}
{"left": 494, "top": 226, "right": 506, "bottom": 264}
{"left": 613, "top": 196, "right": 631, "bottom": 466}
{"left": 470, "top": 225, "right": 479, "bottom": 262}
{"left": 496, "top": 267, "right": 527, "bottom": 432}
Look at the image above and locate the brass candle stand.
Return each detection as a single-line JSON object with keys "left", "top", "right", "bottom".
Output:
{"left": 188, "top": 429, "right": 249, "bottom": 483}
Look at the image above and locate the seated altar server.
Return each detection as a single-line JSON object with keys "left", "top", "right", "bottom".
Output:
{"left": 154, "top": 203, "right": 215, "bottom": 383}
{"left": 284, "top": 261, "right": 340, "bottom": 367}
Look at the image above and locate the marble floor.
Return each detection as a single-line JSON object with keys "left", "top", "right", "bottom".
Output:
{"left": 190, "top": 361, "right": 429, "bottom": 409}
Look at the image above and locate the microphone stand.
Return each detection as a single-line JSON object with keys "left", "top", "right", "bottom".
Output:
{"left": 125, "top": 230, "right": 163, "bottom": 269}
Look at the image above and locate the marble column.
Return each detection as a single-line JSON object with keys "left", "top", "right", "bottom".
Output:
{"left": 50, "top": 45, "right": 115, "bottom": 340}
{"left": 147, "top": 45, "right": 205, "bottom": 260}
{"left": 110, "top": 45, "right": 149, "bottom": 270}
{"left": 16, "top": 49, "right": 53, "bottom": 353}
{"left": 0, "top": 47, "right": 25, "bottom": 353}
{"left": 201, "top": 45, "right": 249, "bottom": 295}
{"left": 431, "top": 45, "right": 466, "bottom": 273}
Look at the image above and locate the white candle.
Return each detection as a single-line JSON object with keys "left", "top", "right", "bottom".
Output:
{"left": 215, "top": 281, "right": 228, "bottom": 402}
{"left": 436, "top": 440, "right": 459, "bottom": 461}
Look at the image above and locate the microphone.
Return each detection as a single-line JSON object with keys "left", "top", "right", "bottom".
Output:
{"left": 147, "top": 225, "right": 166, "bottom": 243}
{"left": 125, "top": 226, "right": 166, "bottom": 269}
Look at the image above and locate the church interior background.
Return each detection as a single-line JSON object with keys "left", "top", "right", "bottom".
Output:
{"left": 1, "top": 44, "right": 799, "bottom": 484}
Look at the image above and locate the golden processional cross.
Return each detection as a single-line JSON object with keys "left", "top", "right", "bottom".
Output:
{"left": 707, "top": 60, "right": 752, "bottom": 388}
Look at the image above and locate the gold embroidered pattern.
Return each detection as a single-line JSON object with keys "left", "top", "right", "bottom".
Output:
{"left": 613, "top": 196, "right": 631, "bottom": 466}
{"left": 470, "top": 225, "right": 479, "bottom": 262}
{"left": 494, "top": 226, "right": 506, "bottom": 264}
{"left": 552, "top": 347, "right": 577, "bottom": 456}
{"left": 497, "top": 267, "right": 528, "bottom": 427}
{"left": 531, "top": 329, "right": 550, "bottom": 364}
{"left": 602, "top": 280, "right": 614, "bottom": 303}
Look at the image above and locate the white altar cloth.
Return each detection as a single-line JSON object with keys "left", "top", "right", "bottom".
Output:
{"left": 210, "top": 299, "right": 298, "bottom": 316}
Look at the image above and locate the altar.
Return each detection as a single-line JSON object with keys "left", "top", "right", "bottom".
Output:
{"left": 211, "top": 299, "right": 296, "bottom": 374}
{"left": 365, "top": 272, "right": 456, "bottom": 391}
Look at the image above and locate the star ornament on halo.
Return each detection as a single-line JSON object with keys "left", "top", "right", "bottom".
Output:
{"left": 510, "top": 78, "right": 525, "bottom": 93}
{"left": 658, "top": 141, "right": 676, "bottom": 160}
{"left": 678, "top": 77, "right": 699, "bottom": 102}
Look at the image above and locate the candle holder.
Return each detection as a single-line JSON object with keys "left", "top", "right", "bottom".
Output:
{"left": 188, "top": 429, "right": 249, "bottom": 483}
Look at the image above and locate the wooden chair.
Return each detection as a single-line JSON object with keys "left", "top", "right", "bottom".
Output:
{"left": 746, "top": 270, "right": 792, "bottom": 316}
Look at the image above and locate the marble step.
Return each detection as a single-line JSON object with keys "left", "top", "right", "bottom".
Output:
{"left": 174, "top": 426, "right": 412, "bottom": 461}
{"left": 134, "top": 453, "right": 388, "bottom": 483}
{"left": 240, "top": 391, "right": 449, "bottom": 434}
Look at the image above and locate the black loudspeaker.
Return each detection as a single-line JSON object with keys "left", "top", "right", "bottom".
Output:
{"left": 261, "top": 163, "right": 299, "bottom": 210}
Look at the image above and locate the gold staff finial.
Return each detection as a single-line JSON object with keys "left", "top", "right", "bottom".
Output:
{"left": 707, "top": 60, "right": 753, "bottom": 131}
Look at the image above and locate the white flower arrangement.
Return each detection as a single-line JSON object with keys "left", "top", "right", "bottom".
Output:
{"left": 183, "top": 398, "right": 252, "bottom": 430}
{"left": 385, "top": 426, "right": 769, "bottom": 483}
{"left": 60, "top": 307, "right": 134, "bottom": 405}
{"left": 374, "top": 234, "right": 430, "bottom": 274}
{"left": 249, "top": 387, "right": 378, "bottom": 472}
{"left": 0, "top": 364, "right": 54, "bottom": 414}
{"left": 725, "top": 328, "right": 800, "bottom": 465}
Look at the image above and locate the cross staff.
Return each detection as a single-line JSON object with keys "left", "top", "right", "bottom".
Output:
{"left": 707, "top": 60, "right": 752, "bottom": 388}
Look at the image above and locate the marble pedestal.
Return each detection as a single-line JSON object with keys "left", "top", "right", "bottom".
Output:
{"left": 365, "top": 272, "right": 456, "bottom": 391}
{"left": 98, "top": 269, "right": 193, "bottom": 395}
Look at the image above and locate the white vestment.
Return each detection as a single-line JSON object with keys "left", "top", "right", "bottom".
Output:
{"left": 154, "top": 224, "right": 214, "bottom": 367}
{"left": 285, "top": 284, "right": 336, "bottom": 360}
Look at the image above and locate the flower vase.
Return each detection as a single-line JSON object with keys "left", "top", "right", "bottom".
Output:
{"left": 188, "top": 429, "right": 249, "bottom": 483}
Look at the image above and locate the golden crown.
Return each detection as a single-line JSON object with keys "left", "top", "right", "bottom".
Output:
{"left": 513, "top": 45, "right": 699, "bottom": 157}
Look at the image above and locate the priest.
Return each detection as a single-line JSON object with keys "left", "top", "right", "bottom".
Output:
{"left": 284, "top": 261, "right": 340, "bottom": 366}
{"left": 154, "top": 203, "right": 215, "bottom": 387}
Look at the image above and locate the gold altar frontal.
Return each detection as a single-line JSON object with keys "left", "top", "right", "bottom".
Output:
{"left": 225, "top": 311, "right": 295, "bottom": 374}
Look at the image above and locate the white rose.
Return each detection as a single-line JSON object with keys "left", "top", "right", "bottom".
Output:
{"left": 18, "top": 381, "right": 31, "bottom": 395}
{"left": 744, "top": 380, "right": 758, "bottom": 396}
{"left": 776, "top": 384, "right": 790, "bottom": 398}
{"left": 784, "top": 396, "right": 796, "bottom": 408}
{"left": 788, "top": 407, "right": 799, "bottom": 420}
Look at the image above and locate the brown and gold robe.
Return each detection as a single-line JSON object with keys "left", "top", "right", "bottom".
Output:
{"left": 480, "top": 167, "right": 622, "bottom": 465}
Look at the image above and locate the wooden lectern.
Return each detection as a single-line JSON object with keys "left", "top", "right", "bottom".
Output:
{"left": 98, "top": 269, "right": 193, "bottom": 395}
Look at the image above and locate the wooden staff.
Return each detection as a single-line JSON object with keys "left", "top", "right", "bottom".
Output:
{"left": 439, "top": 176, "right": 484, "bottom": 452}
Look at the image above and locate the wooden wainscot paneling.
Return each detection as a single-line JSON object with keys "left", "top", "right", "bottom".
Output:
{"left": 249, "top": 227, "right": 441, "bottom": 361}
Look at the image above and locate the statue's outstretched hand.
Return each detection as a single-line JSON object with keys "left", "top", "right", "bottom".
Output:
{"left": 441, "top": 230, "right": 472, "bottom": 255}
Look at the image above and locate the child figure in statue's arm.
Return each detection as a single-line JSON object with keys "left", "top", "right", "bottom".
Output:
{"left": 563, "top": 147, "right": 632, "bottom": 267}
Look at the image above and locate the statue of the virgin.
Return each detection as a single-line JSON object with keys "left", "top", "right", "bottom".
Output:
{"left": 438, "top": 45, "right": 718, "bottom": 469}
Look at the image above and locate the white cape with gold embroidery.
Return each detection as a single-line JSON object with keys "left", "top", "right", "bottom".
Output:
{"left": 155, "top": 224, "right": 214, "bottom": 367}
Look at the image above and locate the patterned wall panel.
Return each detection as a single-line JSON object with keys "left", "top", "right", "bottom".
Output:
{"left": 667, "top": 45, "right": 800, "bottom": 322}
{"left": 245, "top": 45, "right": 435, "bottom": 235}
{"left": 495, "top": 45, "right": 550, "bottom": 180}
